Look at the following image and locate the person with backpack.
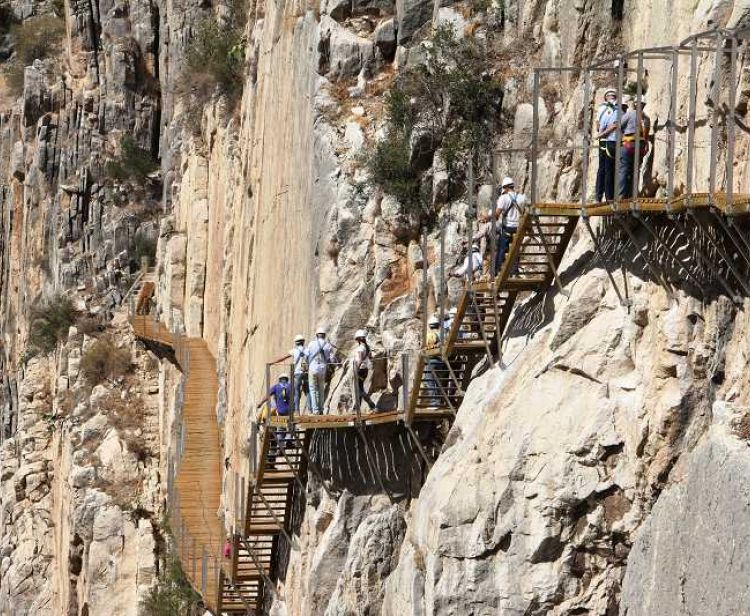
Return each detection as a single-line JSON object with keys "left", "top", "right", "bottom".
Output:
{"left": 256, "top": 374, "right": 292, "bottom": 465}
{"left": 352, "top": 329, "right": 376, "bottom": 411}
{"left": 268, "top": 335, "right": 310, "bottom": 413}
{"left": 618, "top": 96, "right": 651, "bottom": 198}
{"left": 493, "top": 177, "right": 526, "bottom": 277}
{"left": 306, "top": 327, "right": 336, "bottom": 414}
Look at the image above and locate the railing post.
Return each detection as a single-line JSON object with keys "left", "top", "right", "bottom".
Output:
{"left": 631, "top": 51, "right": 644, "bottom": 206}
{"left": 614, "top": 56, "right": 624, "bottom": 210}
{"left": 201, "top": 547, "right": 207, "bottom": 596}
{"left": 531, "top": 69, "right": 539, "bottom": 209}
{"left": 686, "top": 38, "right": 698, "bottom": 207}
{"left": 667, "top": 47, "right": 678, "bottom": 211}
{"left": 439, "top": 221, "right": 446, "bottom": 329}
{"left": 421, "top": 232, "right": 429, "bottom": 344}
{"left": 581, "top": 69, "right": 592, "bottom": 213}
{"left": 727, "top": 34, "right": 737, "bottom": 211}
{"left": 250, "top": 421, "right": 258, "bottom": 476}
{"left": 400, "top": 354, "right": 409, "bottom": 417}
{"left": 709, "top": 31, "right": 722, "bottom": 201}
{"left": 466, "top": 154, "right": 475, "bottom": 285}
{"left": 288, "top": 361, "right": 295, "bottom": 427}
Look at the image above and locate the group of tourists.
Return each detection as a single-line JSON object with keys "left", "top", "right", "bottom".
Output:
{"left": 258, "top": 328, "right": 377, "bottom": 420}
{"left": 596, "top": 88, "right": 651, "bottom": 201}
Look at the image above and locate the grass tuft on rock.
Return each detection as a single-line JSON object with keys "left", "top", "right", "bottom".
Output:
{"left": 80, "top": 337, "right": 131, "bottom": 385}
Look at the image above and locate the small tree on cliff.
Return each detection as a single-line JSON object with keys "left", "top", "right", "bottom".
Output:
{"left": 365, "top": 25, "right": 503, "bottom": 218}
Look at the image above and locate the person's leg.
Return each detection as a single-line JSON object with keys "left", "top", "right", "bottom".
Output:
{"left": 507, "top": 229, "right": 518, "bottom": 275}
{"left": 618, "top": 147, "right": 634, "bottom": 198}
{"left": 309, "top": 373, "right": 321, "bottom": 414}
{"left": 357, "top": 369, "right": 376, "bottom": 410}
{"left": 495, "top": 232, "right": 510, "bottom": 275}
{"left": 595, "top": 140, "right": 606, "bottom": 201}
{"left": 302, "top": 375, "right": 310, "bottom": 412}
{"left": 604, "top": 142, "right": 616, "bottom": 200}
{"left": 294, "top": 374, "right": 303, "bottom": 413}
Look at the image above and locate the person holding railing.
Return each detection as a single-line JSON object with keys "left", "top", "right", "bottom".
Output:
{"left": 306, "top": 327, "right": 336, "bottom": 414}
{"left": 256, "top": 374, "right": 292, "bottom": 466}
{"left": 493, "top": 177, "right": 525, "bottom": 276}
{"left": 269, "top": 335, "right": 311, "bottom": 413}
{"left": 352, "top": 329, "right": 376, "bottom": 411}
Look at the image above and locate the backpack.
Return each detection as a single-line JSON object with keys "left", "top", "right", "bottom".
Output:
{"left": 295, "top": 348, "right": 309, "bottom": 373}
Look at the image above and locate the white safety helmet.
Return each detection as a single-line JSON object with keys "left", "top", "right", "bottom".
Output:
{"left": 428, "top": 316, "right": 440, "bottom": 327}
{"left": 448, "top": 307, "right": 458, "bottom": 316}
{"left": 278, "top": 374, "right": 289, "bottom": 381}
{"left": 294, "top": 334, "right": 305, "bottom": 343}
{"left": 501, "top": 176, "right": 515, "bottom": 188}
{"left": 354, "top": 329, "right": 367, "bottom": 340}
{"left": 604, "top": 87, "right": 617, "bottom": 98}
{"left": 316, "top": 327, "right": 327, "bottom": 336}
{"left": 471, "top": 244, "right": 480, "bottom": 252}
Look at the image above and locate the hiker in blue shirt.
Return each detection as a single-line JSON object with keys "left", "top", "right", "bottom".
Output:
{"left": 595, "top": 88, "right": 618, "bottom": 202}
{"left": 257, "top": 374, "right": 292, "bottom": 467}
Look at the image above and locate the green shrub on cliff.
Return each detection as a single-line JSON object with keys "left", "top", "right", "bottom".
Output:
{"left": 142, "top": 556, "right": 202, "bottom": 616}
{"left": 27, "top": 294, "right": 79, "bottom": 357}
{"left": 364, "top": 25, "right": 503, "bottom": 216}
{"left": 105, "top": 135, "right": 159, "bottom": 182}
{"left": 79, "top": 338, "right": 131, "bottom": 385}
{"left": 179, "top": 18, "right": 244, "bottom": 117}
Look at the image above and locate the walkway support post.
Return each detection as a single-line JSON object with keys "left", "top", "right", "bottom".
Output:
{"left": 709, "top": 30, "right": 722, "bottom": 201}
{"left": 531, "top": 70, "right": 540, "bottom": 210}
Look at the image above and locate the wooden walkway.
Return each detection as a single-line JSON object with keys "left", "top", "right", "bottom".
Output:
{"left": 129, "top": 291, "right": 224, "bottom": 610}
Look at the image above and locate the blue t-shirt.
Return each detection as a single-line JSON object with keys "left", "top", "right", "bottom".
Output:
{"left": 269, "top": 382, "right": 291, "bottom": 415}
{"left": 598, "top": 103, "right": 619, "bottom": 142}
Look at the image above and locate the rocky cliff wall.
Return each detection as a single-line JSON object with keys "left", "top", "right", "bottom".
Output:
{"left": 2, "top": 0, "right": 750, "bottom": 613}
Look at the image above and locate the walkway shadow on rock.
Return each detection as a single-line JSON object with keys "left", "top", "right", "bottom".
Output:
{"left": 505, "top": 211, "right": 750, "bottom": 341}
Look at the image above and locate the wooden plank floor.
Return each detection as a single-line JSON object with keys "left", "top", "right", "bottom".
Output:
{"left": 130, "top": 316, "right": 224, "bottom": 611}
{"left": 267, "top": 408, "right": 454, "bottom": 430}
{"left": 535, "top": 192, "right": 750, "bottom": 217}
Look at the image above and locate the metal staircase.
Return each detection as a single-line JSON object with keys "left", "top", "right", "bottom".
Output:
{"left": 219, "top": 422, "right": 309, "bottom": 613}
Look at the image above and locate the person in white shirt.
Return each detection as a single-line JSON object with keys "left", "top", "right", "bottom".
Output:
{"left": 268, "top": 334, "right": 310, "bottom": 413}
{"left": 351, "top": 329, "right": 376, "bottom": 411}
{"left": 452, "top": 244, "right": 482, "bottom": 279}
{"left": 306, "top": 327, "right": 335, "bottom": 414}
{"left": 493, "top": 177, "right": 526, "bottom": 276}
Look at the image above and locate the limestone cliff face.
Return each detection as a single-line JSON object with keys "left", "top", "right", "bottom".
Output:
{"left": 2, "top": 0, "right": 750, "bottom": 612}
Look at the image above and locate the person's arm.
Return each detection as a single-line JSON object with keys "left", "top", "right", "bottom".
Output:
{"left": 453, "top": 256, "right": 469, "bottom": 277}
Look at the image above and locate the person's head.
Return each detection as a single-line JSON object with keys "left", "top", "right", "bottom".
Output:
{"left": 448, "top": 307, "right": 457, "bottom": 318}
{"left": 604, "top": 88, "right": 617, "bottom": 105}
{"left": 471, "top": 244, "right": 480, "bottom": 254}
{"left": 501, "top": 177, "right": 515, "bottom": 193}
{"left": 316, "top": 327, "right": 327, "bottom": 339}
{"left": 478, "top": 211, "right": 489, "bottom": 223}
{"left": 279, "top": 374, "right": 289, "bottom": 384}
{"left": 294, "top": 334, "right": 305, "bottom": 346}
{"left": 428, "top": 316, "right": 440, "bottom": 329}
{"left": 630, "top": 95, "right": 646, "bottom": 109}
{"left": 354, "top": 329, "right": 367, "bottom": 343}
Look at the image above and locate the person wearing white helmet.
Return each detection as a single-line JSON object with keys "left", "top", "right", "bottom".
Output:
{"left": 306, "top": 327, "right": 336, "bottom": 414}
{"left": 493, "top": 177, "right": 526, "bottom": 276}
{"left": 618, "top": 95, "right": 651, "bottom": 198}
{"left": 352, "top": 329, "right": 376, "bottom": 411}
{"left": 268, "top": 334, "right": 311, "bottom": 413}
{"left": 595, "top": 87, "right": 620, "bottom": 202}
{"left": 452, "top": 243, "right": 482, "bottom": 279}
